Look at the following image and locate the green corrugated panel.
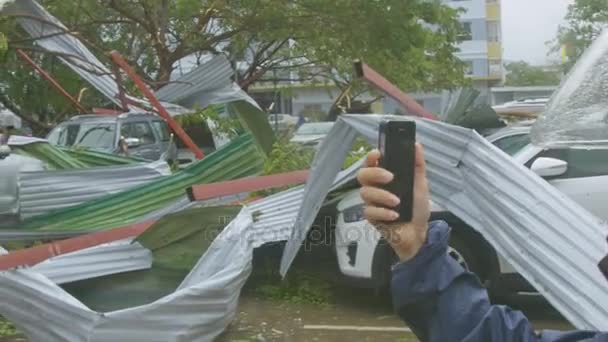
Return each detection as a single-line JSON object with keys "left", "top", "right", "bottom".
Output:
{"left": 13, "top": 142, "right": 143, "bottom": 169}
{"left": 136, "top": 205, "right": 241, "bottom": 271}
{"left": 62, "top": 205, "right": 240, "bottom": 312}
{"left": 21, "top": 133, "right": 264, "bottom": 231}
{"left": 14, "top": 142, "right": 88, "bottom": 170}
{"left": 230, "top": 101, "right": 275, "bottom": 156}
{"left": 58, "top": 147, "right": 147, "bottom": 166}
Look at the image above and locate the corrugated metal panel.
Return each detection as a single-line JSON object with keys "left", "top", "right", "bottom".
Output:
{"left": 155, "top": 55, "right": 259, "bottom": 110}
{"left": 58, "top": 147, "right": 147, "bottom": 167}
{"left": 4, "top": 114, "right": 606, "bottom": 340}
{"left": 0, "top": 210, "right": 254, "bottom": 341}
{"left": 19, "top": 161, "right": 171, "bottom": 219}
{"left": 246, "top": 160, "right": 362, "bottom": 247}
{"left": 0, "top": 151, "right": 356, "bottom": 340}
{"left": 29, "top": 239, "right": 152, "bottom": 285}
{"left": 280, "top": 114, "right": 608, "bottom": 331}
{"left": 15, "top": 141, "right": 89, "bottom": 170}
{"left": 156, "top": 55, "right": 233, "bottom": 103}
{"left": 154, "top": 56, "right": 274, "bottom": 155}
{"left": 2, "top": 1, "right": 189, "bottom": 115}
{"left": 3, "top": 0, "right": 123, "bottom": 106}
{"left": 22, "top": 133, "right": 264, "bottom": 231}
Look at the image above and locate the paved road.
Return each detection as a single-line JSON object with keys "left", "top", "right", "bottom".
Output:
{"left": 217, "top": 287, "right": 572, "bottom": 341}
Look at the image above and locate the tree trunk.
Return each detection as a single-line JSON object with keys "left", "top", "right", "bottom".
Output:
{"left": 154, "top": 58, "right": 173, "bottom": 90}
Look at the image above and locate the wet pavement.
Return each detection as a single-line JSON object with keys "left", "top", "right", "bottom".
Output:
{"left": 216, "top": 290, "right": 571, "bottom": 341}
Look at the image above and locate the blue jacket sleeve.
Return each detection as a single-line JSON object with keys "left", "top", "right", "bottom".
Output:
{"left": 391, "top": 221, "right": 607, "bottom": 342}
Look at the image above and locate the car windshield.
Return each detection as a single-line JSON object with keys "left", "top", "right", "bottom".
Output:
{"left": 491, "top": 133, "right": 531, "bottom": 156}
{"left": 152, "top": 121, "right": 171, "bottom": 142}
{"left": 74, "top": 123, "right": 116, "bottom": 149}
{"left": 295, "top": 122, "right": 333, "bottom": 135}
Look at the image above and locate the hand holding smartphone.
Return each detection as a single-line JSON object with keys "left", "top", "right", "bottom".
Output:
{"left": 378, "top": 120, "right": 416, "bottom": 222}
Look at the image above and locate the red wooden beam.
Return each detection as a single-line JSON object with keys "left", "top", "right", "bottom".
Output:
{"left": 109, "top": 51, "right": 205, "bottom": 160}
{"left": 0, "top": 220, "right": 156, "bottom": 271}
{"left": 92, "top": 108, "right": 123, "bottom": 115}
{"left": 354, "top": 60, "right": 437, "bottom": 120}
{"left": 17, "top": 49, "right": 87, "bottom": 113}
{"left": 187, "top": 170, "right": 310, "bottom": 202}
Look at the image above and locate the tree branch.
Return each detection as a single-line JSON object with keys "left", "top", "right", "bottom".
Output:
{"left": 11, "top": 45, "right": 113, "bottom": 77}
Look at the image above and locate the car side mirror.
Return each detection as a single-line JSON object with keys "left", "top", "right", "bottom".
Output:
{"left": 124, "top": 137, "right": 141, "bottom": 148}
{"left": 531, "top": 157, "right": 568, "bottom": 177}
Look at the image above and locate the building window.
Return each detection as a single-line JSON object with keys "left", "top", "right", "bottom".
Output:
{"left": 489, "top": 60, "right": 502, "bottom": 77}
{"left": 459, "top": 22, "right": 473, "bottom": 41}
{"left": 464, "top": 61, "right": 474, "bottom": 76}
{"left": 487, "top": 21, "right": 501, "bottom": 42}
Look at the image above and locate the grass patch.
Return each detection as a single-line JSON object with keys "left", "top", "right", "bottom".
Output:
{"left": 251, "top": 271, "right": 332, "bottom": 306}
{"left": 245, "top": 253, "right": 333, "bottom": 306}
{"left": 0, "top": 317, "right": 19, "bottom": 337}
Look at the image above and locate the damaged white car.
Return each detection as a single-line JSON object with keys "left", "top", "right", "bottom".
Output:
{"left": 335, "top": 123, "right": 608, "bottom": 294}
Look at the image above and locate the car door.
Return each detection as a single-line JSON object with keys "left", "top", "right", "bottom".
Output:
{"left": 526, "top": 148, "right": 608, "bottom": 221}
{"left": 120, "top": 120, "right": 160, "bottom": 160}
{"left": 150, "top": 119, "right": 175, "bottom": 161}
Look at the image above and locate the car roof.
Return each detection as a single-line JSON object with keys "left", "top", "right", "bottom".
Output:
{"left": 65, "top": 112, "right": 162, "bottom": 124}
{"left": 68, "top": 114, "right": 117, "bottom": 123}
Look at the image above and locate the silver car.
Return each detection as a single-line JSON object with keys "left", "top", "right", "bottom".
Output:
{"left": 47, "top": 113, "right": 177, "bottom": 162}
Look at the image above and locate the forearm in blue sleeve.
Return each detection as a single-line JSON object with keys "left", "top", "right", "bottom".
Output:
{"left": 391, "top": 221, "right": 604, "bottom": 342}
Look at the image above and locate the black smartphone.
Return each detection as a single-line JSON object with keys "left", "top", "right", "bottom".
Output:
{"left": 378, "top": 120, "right": 416, "bottom": 222}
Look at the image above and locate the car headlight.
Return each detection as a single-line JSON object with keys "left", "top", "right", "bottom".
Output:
{"left": 342, "top": 204, "right": 365, "bottom": 223}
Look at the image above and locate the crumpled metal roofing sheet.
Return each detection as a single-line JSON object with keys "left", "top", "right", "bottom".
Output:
{"left": 21, "top": 133, "right": 263, "bottom": 231}
{"left": 2, "top": 0, "right": 190, "bottom": 115}
{"left": 247, "top": 160, "right": 362, "bottom": 247}
{"left": 4, "top": 0, "right": 122, "bottom": 106}
{"left": 2, "top": 115, "right": 606, "bottom": 340}
{"left": 19, "top": 160, "right": 171, "bottom": 219}
{"left": 0, "top": 141, "right": 360, "bottom": 341}
{"left": 29, "top": 239, "right": 152, "bottom": 285}
{"left": 155, "top": 55, "right": 259, "bottom": 110}
{"left": 280, "top": 114, "right": 608, "bottom": 331}
{"left": 0, "top": 209, "right": 254, "bottom": 341}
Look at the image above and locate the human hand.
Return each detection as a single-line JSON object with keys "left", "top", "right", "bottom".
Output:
{"left": 357, "top": 143, "right": 431, "bottom": 262}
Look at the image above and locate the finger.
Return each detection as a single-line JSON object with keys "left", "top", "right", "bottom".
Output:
{"left": 415, "top": 143, "right": 426, "bottom": 174}
{"left": 357, "top": 167, "right": 393, "bottom": 186}
{"left": 364, "top": 205, "right": 399, "bottom": 222}
{"left": 360, "top": 186, "right": 400, "bottom": 207}
{"left": 365, "top": 150, "right": 381, "bottom": 167}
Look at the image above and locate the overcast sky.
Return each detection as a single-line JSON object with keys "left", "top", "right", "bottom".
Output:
{"left": 502, "top": 0, "right": 573, "bottom": 65}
